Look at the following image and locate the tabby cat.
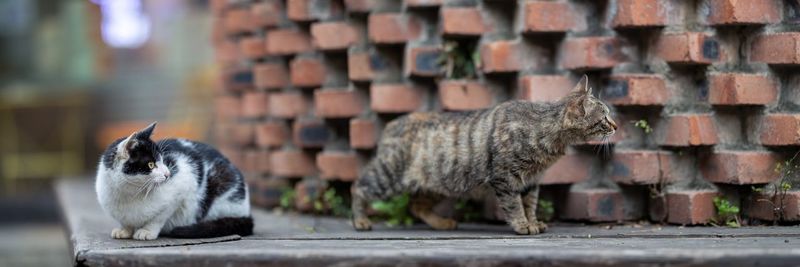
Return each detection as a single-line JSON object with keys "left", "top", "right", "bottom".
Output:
{"left": 351, "top": 76, "right": 616, "bottom": 234}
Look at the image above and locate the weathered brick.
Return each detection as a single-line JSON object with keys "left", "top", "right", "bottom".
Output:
{"left": 242, "top": 149, "right": 270, "bottom": 174}
{"left": 253, "top": 63, "right": 289, "bottom": 90}
{"left": 311, "top": 22, "right": 361, "bottom": 51}
{"left": 255, "top": 121, "right": 289, "bottom": 148}
{"left": 215, "top": 40, "right": 240, "bottom": 68}
{"left": 751, "top": 33, "right": 800, "bottom": 65}
{"left": 293, "top": 118, "right": 333, "bottom": 148}
{"left": 314, "top": 89, "right": 365, "bottom": 118}
{"left": 702, "top": 150, "right": 780, "bottom": 184}
{"left": 229, "top": 122, "right": 255, "bottom": 147}
{"left": 666, "top": 190, "right": 716, "bottom": 225}
{"left": 405, "top": 45, "right": 442, "bottom": 77}
{"left": 239, "top": 35, "right": 266, "bottom": 59}
{"left": 611, "top": 150, "right": 672, "bottom": 185}
{"left": 441, "top": 7, "right": 487, "bottom": 36}
{"left": 317, "top": 151, "right": 361, "bottom": 181}
{"left": 350, "top": 118, "right": 378, "bottom": 149}
{"left": 480, "top": 40, "right": 522, "bottom": 73}
{"left": 559, "top": 37, "right": 627, "bottom": 70}
{"left": 703, "top": 0, "right": 780, "bottom": 25}
{"left": 759, "top": 114, "right": 800, "bottom": 146}
{"left": 349, "top": 51, "right": 375, "bottom": 82}
{"left": 241, "top": 90, "right": 269, "bottom": 119}
{"left": 215, "top": 95, "right": 240, "bottom": 122}
{"left": 219, "top": 146, "right": 244, "bottom": 168}
{"left": 250, "top": 0, "right": 282, "bottom": 30}
{"left": 224, "top": 7, "right": 251, "bottom": 35}
{"left": 603, "top": 74, "right": 669, "bottom": 106}
{"left": 563, "top": 188, "right": 625, "bottom": 222}
{"left": 268, "top": 92, "right": 309, "bottom": 119}
{"left": 439, "top": 80, "right": 493, "bottom": 111}
{"left": 405, "top": 0, "right": 442, "bottom": 7}
{"left": 540, "top": 152, "right": 592, "bottom": 184}
{"left": 745, "top": 191, "right": 800, "bottom": 221}
{"left": 221, "top": 68, "right": 254, "bottom": 92}
{"left": 708, "top": 73, "right": 777, "bottom": 105}
{"left": 287, "top": 0, "right": 343, "bottom": 22}
{"left": 654, "top": 32, "right": 725, "bottom": 65}
{"left": 370, "top": 83, "right": 424, "bottom": 113}
{"left": 658, "top": 114, "right": 718, "bottom": 146}
{"left": 290, "top": 57, "right": 326, "bottom": 88}
{"left": 522, "top": 1, "right": 582, "bottom": 33}
{"left": 518, "top": 75, "right": 573, "bottom": 102}
{"left": 265, "top": 29, "right": 312, "bottom": 56}
{"left": 344, "top": 0, "right": 375, "bottom": 13}
{"left": 368, "top": 13, "right": 422, "bottom": 44}
{"left": 250, "top": 177, "right": 290, "bottom": 208}
{"left": 612, "top": 0, "right": 668, "bottom": 28}
{"left": 210, "top": 0, "right": 228, "bottom": 15}
{"left": 270, "top": 149, "right": 316, "bottom": 177}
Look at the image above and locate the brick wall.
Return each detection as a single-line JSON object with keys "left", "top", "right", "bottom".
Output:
{"left": 211, "top": 0, "right": 800, "bottom": 224}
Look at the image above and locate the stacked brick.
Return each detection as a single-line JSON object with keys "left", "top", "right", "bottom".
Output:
{"left": 211, "top": 0, "right": 800, "bottom": 224}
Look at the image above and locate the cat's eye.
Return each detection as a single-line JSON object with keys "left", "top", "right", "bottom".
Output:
{"left": 148, "top": 162, "right": 155, "bottom": 169}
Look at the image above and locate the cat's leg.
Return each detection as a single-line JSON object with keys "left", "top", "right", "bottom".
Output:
{"left": 351, "top": 184, "right": 373, "bottom": 231}
{"left": 111, "top": 226, "right": 133, "bottom": 239}
{"left": 493, "top": 182, "right": 539, "bottom": 235}
{"left": 133, "top": 207, "right": 176, "bottom": 240}
{"left": 410, "top": 193, "right": 457, "bottom": 230}
{"left": 522, "top": 184, "right": 547, "bottom": 233}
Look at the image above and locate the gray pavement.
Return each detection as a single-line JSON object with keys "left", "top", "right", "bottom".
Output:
{"left": 57, "top": 178, "right": 800, "bottom": 267}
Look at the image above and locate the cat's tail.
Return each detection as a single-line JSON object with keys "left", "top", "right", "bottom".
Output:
{"left": 161, "top": 217, "right": 253, "bottom": 238}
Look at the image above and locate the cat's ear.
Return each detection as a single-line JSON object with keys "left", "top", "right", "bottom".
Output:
{"left": 117, "top": 133, "right": 137, "bottom": 160}
{"left": 133, "top": 122, "right": 157, "bottom": 140}
{"left": 572, "top": 75, "right": 591, "bottom": 95}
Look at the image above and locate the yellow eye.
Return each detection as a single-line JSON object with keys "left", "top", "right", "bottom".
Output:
{"left": 148, "top": 162, "right": 155, "bottom": 169}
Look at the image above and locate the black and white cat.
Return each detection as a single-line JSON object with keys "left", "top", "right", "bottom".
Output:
{"left": 95, "top": 122, "right": 253, "bottom": 240}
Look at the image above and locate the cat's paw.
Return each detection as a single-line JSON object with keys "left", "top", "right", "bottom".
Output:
{"left": 111, "top": 228, "right": 132, "bottom": 239}
{"left": 133, "top": 229, "right": 158, "bottom": 240}
{"left": 429, "top": 218, "right": 458, "bottom": 230}
{"left": 513, "top": 223, "right": 541, "bottom": 235}
{"left": 533, "top": 221, "right": 548, "bottom": 232}
{"left": 352, "top": 217, "right": 373, "bottom": 231}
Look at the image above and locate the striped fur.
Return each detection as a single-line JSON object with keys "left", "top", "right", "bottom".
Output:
{"left": 352, "top": 76, "right": 617, "bottom": 234}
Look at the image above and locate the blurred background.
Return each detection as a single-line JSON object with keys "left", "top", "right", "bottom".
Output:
{"left": 0, "top": 0, "right": 215, "bottom": 265}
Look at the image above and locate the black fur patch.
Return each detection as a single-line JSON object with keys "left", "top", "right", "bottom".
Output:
{"left": 161, "top": 217, "right": 254, "bottom": 238}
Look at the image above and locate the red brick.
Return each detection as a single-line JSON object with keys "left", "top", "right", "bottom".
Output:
{"left": 224, "top": 8, "right": 251, "bottom": 35}
{"left": 611, "top": 150, "right": 673, "bottom": 185}
{"left": 480, "top": 40, "right": 522, "bottom": 73}
{"left": 250, "top": 0, "right": 282, "bottom": 30}
{"left": 265, "top": 29, "right": 312, "bottom": 56}
{"left": 612, "top": 0, "right": 668, "bottom": 28}
{"left": 563, "top": 188, "right": 625, "bottom": 222}
{"left": 344, "top": 0, "right": 375, "bottom": 13}
{"left": 441, "top": 7, "right": 487, "bottom": 36}
{"left": 704, "top": 0, "right": 780, "bottom": 25}
{"left": 405, "top": 46, "right": 442, "bottom": 77}
{"left": 368, "top": 13, "right": 422, "bottom": 44}
{"left": 745, "top": 191, "right": 800, "bottom": 221}
{"left": 702, "top": 150, "right": 780, "bottom": 184}
{"left": 255, "top": 121, "right": 289, "bottom": 148}
{"left": 439, "top": 80, "right": 493, "bottom": 111}
{"left": 603, "top": 74, "right": 669, "bottom": 106}
{"left": 658, "top": 114, "right": 718, "bottom": 146}
{"left": 210, "top": 0, "right": 228, "bottom": 15}
{"left": 218, "top": 146, "right": 244, "bottom": 168}
{"left": 405, "top": 0, "right": 442, "bottom": 7}
{"left": 311, "top": 22, "right": 361, "bottom": 51}
{"left": 350, "top": 118, "right": 378, "bottom": 149}
{"left": 293, "top": 118, "right": 333, "bottom": 148}
{"left": 221, "top": 68, "right": 254, "bottom": 92}
{"left": 215, "top": 95, "right": 240, "bottom": 122}
{"left": 559, "top": 37, "right": 627, "bottom": 70}
{"left": 317, "top": 151, "right": 361, "bottom": 181}
{"left": 540, "top": 152, "right": 592, "bottom": 184}
{"left": 287, "top": 0, "right": 342, "bottom": 22}
{"left": 654, "top": 32, "right": 725, "bottom": 64}
{"left": 250, "top": 177, "right": 290, "bottom": 208}
{"left": 708, "top": 73, "right": 777, "bottom": 105}
{"left": 270, "top": 149, "right": 316, "bottom": 177}
{"left": 290, "top": 57, "right": 326, "bottom": 88}
{"left": 314, "top": 89, "right": 365, "bottom": 118}
{"left": 522, "top": 1, "right": 582, "bottom": 33}
{"left": 222, "top": 122, "right": 255, "bottom": 147}
{"left": 239, "top": 36, "right": 266, "bottom": 59}
{"left": 253, "top": 63, "right": 289, "bottom": 90}
{"left": 518, "top": 75, "right": 573, "bottom": 102}
{"left": 759, "top": 114, "right": 800, "bottom": 146}
{"left": 241, "top": 90, "right": 269, "bottom": 119}
{"left": 214, "top": 40, "right": 240, "bottom": 68}
{"left": 666, "top": 190, "right": 716, "bottom": 225}
{"left": 370, "top": 83, "right": 424, "bottom": 113}
{"left": 211, "top": 20, "right": 226, "bottom": 46}
{"left": 268, "top": 92, "right": 309, "bottom": 119}
{"left": 242, "top": 149, "right": 270, "bottom": 174}
{"left": 348, "top": 51, "right": 375, "bottom": 82}
{"left": 751, "top": 33, "right": 800, "bottom": 65}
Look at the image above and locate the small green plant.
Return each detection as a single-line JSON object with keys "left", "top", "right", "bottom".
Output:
{"left": 632, "top": 119, "right": 653, "bottom": 134}
{"left": 370, "top": 193, "right": 414, "bottom": 227}
{"left": 757, "top": 153, "right": 799, "bottom": 224}
{"left": 315, "top": 188, "right": 351, "bottom": 217}
{"left": 438, "top": 41, "right": 481, "bottom": 79}
{"left": 712, "top": 196, "right": 741, "bottom": 228}
{"left": 279, "top": 188, "right": 296, "bottom": 210}
{"left": 537, "top": 199, "right": 555, "bottom": 222}
{"left": 455, "top": 199, "right": 481, "bottom": 222}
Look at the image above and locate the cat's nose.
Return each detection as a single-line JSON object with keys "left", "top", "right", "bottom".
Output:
{"left": 606, "top": 116, "right": 617, "bottom": 130}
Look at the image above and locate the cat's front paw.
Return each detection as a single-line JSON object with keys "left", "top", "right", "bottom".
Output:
{"left": 533, "top": 221, "right": 548, "bottom": 232}
{"left": 352, "top": 217, "right": 373, "bottom": 231}
{"left": 512, "top": 222, "right": 541, "bottom": 235}
{"left": 111, "top": 228, "right": 132, "bottom": 239}
{"left": 133, "top": 229, "right": 158, "bottom": 240}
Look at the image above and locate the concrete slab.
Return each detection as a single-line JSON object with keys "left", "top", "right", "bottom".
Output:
{"left": 57, "top": 178, "right": 800, "bottom": 267}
